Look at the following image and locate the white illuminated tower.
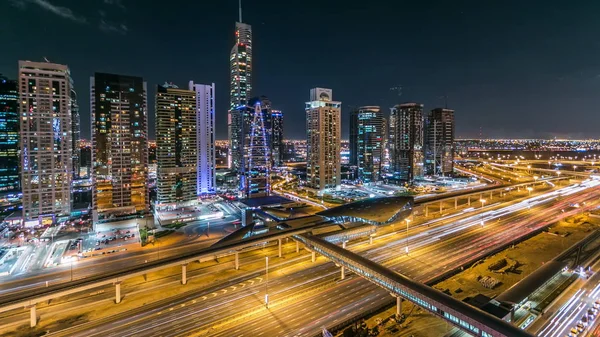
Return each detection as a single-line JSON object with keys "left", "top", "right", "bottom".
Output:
{"left": 228, "top": 0, "right": 253, "bottom": 170}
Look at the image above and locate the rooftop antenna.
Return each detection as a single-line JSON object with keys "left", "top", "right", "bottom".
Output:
{"left": 239, "top": 0, "right": 243, "bottom": 22}
{"left": 43, "top": 56, "right": 50, "bottom": 63}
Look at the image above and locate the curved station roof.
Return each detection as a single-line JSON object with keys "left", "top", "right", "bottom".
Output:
{"left": 317, "top": 196, "right": 414, "bottom": 225}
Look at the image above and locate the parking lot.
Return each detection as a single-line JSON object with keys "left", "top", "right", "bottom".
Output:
{"left": 83, "top": 224, "right": 140, "bottom": 254}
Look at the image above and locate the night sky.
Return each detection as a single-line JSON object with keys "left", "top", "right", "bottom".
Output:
{"left": 2, "top": 1, "right": 600, "bottom": 140}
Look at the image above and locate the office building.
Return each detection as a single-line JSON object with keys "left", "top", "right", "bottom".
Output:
{"left": 425, "top": 108, "right": 455, "bottom": 176}
{"left": 19, "top": 61, "right": 73, "bottom": 225}
{"left": 306, "top": 88, "right": 341, "bottom": 190}
{"left": 0, "top": 76, "right": 20, "bottom": 195}
{"left": 351, "top": 106, "right": 385, "bottom": 183}
{"left": 233, "top": 98, "right": 271, "bottom": 198}
{"left": 155, "top": 83, "right": 197, "bottom": 210}
{"left": 190, "top": 81, "right": 216, "bottom": 195}
{"left": 91, "top": 73, "right": 148, "bottom": 222}
{"left": 271, "top": 110, "right": 284, "bottom": 167}
{"left": 228, "top": 3, "right": 252, "bottom": 170}
{"left": 389, "top": 103, "right": 424, "bottom": 183}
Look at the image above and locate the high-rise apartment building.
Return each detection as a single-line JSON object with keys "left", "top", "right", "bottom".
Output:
{"left": 351, "top": 106, "right": 384, "bottom": 183}
{"left": 389, "top": 103, "right": 424, "bottom": 183}
{"left": 271, "top": 110, "right": 284, "bottom": 167}
{"left": 19, "top": 61, "right": 73, "bottom": 225}
{"left": 425, "top": 108, "right": 455, "bottom": 176}
{"left": 91, "top": 73, "right": 148, "bottom": 221}
{"left": 190, "top": 81, "right": 216, "bottom": 195}
{"left": 228, "top": 7, "right": 253, "bottom": 170}
{"left": 71, "top": 86, "right": 80, "bottom": 179}
{"left": 349, "top": 108, "right": 359, "bottom": 167}
{"left": 155, "top": 83, "right": 197, "bottom": 209}
{"left": 0, "top": 76, "right": 20, "bottom": 195}
{"left": 306, "top": 88, "right": 341, "bottom": 190}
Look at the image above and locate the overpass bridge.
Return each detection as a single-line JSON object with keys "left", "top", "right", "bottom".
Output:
{"left": 0, "top": 181, "right": 577, "bottom": 328}
{"left": 294, "top": 234, "right": 533, "bottom": 337}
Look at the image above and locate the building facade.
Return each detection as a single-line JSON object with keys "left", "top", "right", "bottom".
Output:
{"left": 389, "top": 103, "right": 424, "bottom": 183}
{"left": 19, "top": 61, "right": 73, "bottom": 225}
{"left": 91, "top": 73, "right": 148, "bottom": 221}
{"left": 70, "top": 85, "right": 80, "bottom": 179}
{"left": 0, "top": 76, "right": 20, "bottom": 195}
{"left": 349, "top": 108, "right": 359, "bottom": 167}
{"left": 190, "top": 81, "right": 217, "bottom": 195}
{"left": 228, "top": 20, "right": 253, "bottom": 170}
{"left": 352, "top": 106, "right": 384, "bottom": 183}
{"left": 425, "top": 108, "right": 455, "bottom": 176}
{"left": 306, "top": 88, "right": 341, "bottom": 190}
{"left": 155, "top": 83, "right": 197, "bottom": 210}
{"left": 271, "top": 110, "right": 284, "bottom": 167}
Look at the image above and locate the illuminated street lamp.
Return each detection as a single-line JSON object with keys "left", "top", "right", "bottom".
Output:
{"left": 265, "top": 256, "right": 269, "bottom": 308}
{"left": 527, "top": 187, "right": 533, "bottom": 195}
{"left": 573, "top": 165, "right": 577, "bottom": 172}
{"left": 405, "top": 219, "right": 410, "bottom": 254}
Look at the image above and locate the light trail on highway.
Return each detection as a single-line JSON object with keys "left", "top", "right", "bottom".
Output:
{"left": 26, "top": 179, "right": 600, "bottom": 337}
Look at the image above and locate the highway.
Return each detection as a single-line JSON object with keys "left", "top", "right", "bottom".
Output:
{"left": 20, "top": 180, "right": 598, "bottom": 337}
{"left": 536, "top": 258, "right": 600, "bottom": 337}
{"left": 0, "top": 215, "right": 240, "bottom": 297}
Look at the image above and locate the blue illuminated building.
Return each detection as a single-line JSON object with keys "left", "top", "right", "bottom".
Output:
{"left": 0, "top": 75, "right": 20, "bottom": 196}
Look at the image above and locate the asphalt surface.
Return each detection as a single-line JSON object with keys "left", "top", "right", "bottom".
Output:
{"left": 24, "top": 181, "right": 600, "bottom": 337}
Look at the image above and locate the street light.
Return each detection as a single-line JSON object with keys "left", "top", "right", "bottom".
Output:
{"left": 527, "top": 187, "right": 533, "bottom": 196}
{"left": 573, "top": 165, "right": 577, "bottom": 172}
{"left": 265, "top": 256, "right": 269, "bottom": 308}
{"left": 405, "top": 219, "right": 410, "bottom": 254}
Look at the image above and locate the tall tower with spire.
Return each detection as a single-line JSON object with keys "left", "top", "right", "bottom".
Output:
{"left": 228, "top": 0, "right": 253, "bottom": 171}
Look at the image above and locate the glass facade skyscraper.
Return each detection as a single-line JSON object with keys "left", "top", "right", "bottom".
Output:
{"left": 352, "top": 106, "right": 384, "bottom": 183}
{"left": 389, "top": 103, "right": 424, "bottom": 183}
{"left": 228, "top": 20, "right": 253, "bottom": 170}
{"left": 91, "top": 73, "right": 148, "bottom": 222}
{"left": 0, "top": 76, "right": 20, "bottom": 195}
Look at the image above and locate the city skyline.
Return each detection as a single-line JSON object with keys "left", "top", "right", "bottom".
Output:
{"left": 3, "top": 1, "right": 600, "bottom": 140}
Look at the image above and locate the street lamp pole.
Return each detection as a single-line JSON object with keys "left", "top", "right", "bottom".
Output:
{"left": 265, "top": 256, "right": 269, "bottom": 308}
{"left": 405, "top": 219, "right": 410, "bottom": 254}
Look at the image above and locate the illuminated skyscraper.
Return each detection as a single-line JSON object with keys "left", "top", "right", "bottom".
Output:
{"left": 18, "top": 61, "right": 73, "bottom": 225}
{"left": 91, "top": 73, "right": 148, "bottom": 222}
{"left": 389, "top": 103, "right": 424, "bottom": 183}
{"left": 0, "top": 75, "right": 20, "bottom": 195}
{"left": 190, "top": 81, "right": 216, "bottom": 195}
{"left": 306, "top": 88, "right": 341, "bottom": 190}
{"left": 155, "top": 83, "right": 197, "bottom": 209}
{"left": 271, "top": 110, "right": 284, "bottom": 167}
{"left": 425, "top": 108, "right": 455, "bottom": 176}
{"left": 71, "top": 85, "right": 80, "bottom": 179}
{"left": 351, "top": 106, "right": 384, "bottom": 183}
{"left": 228, "top": 2, "right": 252, "bottom": 170}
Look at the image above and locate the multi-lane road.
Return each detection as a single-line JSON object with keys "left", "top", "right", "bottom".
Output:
{"left": 11, "top": 179, "right": 595, "bottom": 337}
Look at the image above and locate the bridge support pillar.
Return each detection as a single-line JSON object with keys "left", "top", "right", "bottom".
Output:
{"left": 490, "top": 191, "right": 493, "bottom": 200}
{"left": 181, "top": 264, "right": 187, "bottom": 285}
{"left": 278, "top": 238, "right": 282, "bottom": 258}
{"left": 439, "top": 201, "right": 443, "bottom": 213}
{"left": 29, "top": 305, "right": 36, "bottom": 327}
{"left": 115, "top": 282, "right": 122, "bottom": 304}
{"left": 454, "top": 198, "right": 458, "bottom": 210}
{"left": 296, "top": 240, "right": 299, "bottom": 253}
{"left": 397, "top": 295, "right": 402, "bottom": 317}
{"left": 425, "top": 205, "right": 429, "bottom": 217}
{"left": 369, "top": 236, "right": 373, "bottom": 245}
{"left": 341, "top": 266, "right": 345, "bottom": 280}
{"left": 342, "top": 241, "right": 347, "bottom": 249}
{"left": 311, "top": 251, "right": 316, "bottom": 263}
{"left": 468, "top": 196, "right": 471, "bottom": 206}
{"left": 479, "top": 193, "right": 483, "bottom": 200}
{"left": 235, "top": 251, "right": 239, "bottom": 270}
